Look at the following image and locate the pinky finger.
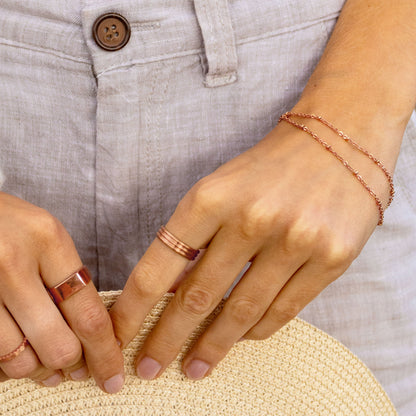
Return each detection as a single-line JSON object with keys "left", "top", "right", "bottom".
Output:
{"left": 243, "top": 261, "right": 335, "bottom": 340}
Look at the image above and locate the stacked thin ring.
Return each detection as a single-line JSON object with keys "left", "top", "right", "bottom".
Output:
{"left": 156, "top": 226, "right": 200, "bottom": 261}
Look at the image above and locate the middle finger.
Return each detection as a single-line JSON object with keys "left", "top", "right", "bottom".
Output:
{"left": 2, "top": 270, "right": 84, "bottom": 379}
{"left": 134, "top": 227, "right": 256, "bottom": 380}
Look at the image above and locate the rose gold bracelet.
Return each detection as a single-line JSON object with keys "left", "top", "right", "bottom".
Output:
{"left": 282, "top": 112, "right": 395, "bottom": 207}
{"left": 279, "top": 113, "right": 385, "bottom": 225}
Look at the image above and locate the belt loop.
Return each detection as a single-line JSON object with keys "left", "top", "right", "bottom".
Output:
{"left": 193, "top": 0, "right": 238, "bottom": 87}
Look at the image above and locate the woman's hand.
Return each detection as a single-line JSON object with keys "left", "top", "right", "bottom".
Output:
{"left": 0, "top": 193, "right": 124, "bottom": 393}
{"left": 109, "top": 0, "right": 415, "bottom": 382}
{"left": 109, "top": 115, "right": 394, "bottom": 381}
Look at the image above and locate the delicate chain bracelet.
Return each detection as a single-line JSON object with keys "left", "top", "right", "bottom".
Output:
{"left": 279, "top": 112, "right": 392, "bottom": 225}
{"left": 283, "top": 112, "right": 395, "bottom": 207}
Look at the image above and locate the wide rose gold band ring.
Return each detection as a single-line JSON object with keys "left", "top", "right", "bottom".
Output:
{"left": 47, "top": 266, "right": 92, "bottom": 305}
{"left": 156, "top": 226, "right": 200, "bottom": 261}
{"left": 0, "top": 337, "right": 29, "bottom": 364}
{"left": 0, "top": 267, "right": 91, "bottom": 364}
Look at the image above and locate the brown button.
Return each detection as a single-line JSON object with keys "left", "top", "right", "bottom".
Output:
{"left": 92, "top": 13, "right": 131, "bottom": 51}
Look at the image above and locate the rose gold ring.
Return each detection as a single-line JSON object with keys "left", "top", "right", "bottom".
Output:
{"left": 156, "top": 226, "right": 200, "bottom": 261}
{"left": 0, "top": 337, "right": 29, "bottom": 363}
{"left": 47, "top": 266, "right": 92, "bottom": 305}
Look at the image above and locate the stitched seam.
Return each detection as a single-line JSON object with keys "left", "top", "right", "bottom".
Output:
{"left": 96, "top": 13, "right": 340, "bottom": 77}
{"left": 157, "top": 67, "right": 170, "bottom": 224}
{"left": 214, "top": 0, "right": 223, "bottom": 73}
{"left": 216, "top": 0, "right": 230, "bottom": 71}
{"left": 0, "top": 38, "right": 90, "bottom": 65}
{"left": 0, "top": 11, "right": 339, "bottom": 66}
{"left": 130, "top": 21, "right": 161, "bottom": 31}
{"left": 96, "top": 49, "right": 203, "bottom": 77}
{"left": 144, "top": 63, "right": 163, "bottom": 244}
{"left": 93, "top": 79, "right": 100, "bottom": 290}
{"left": 238, "top": 12, "right": 340, "bottom": 46}
{"left": 206, "top": 71, "right": 236, "bottom": 80}
{"left": 0, "top": 5, "right": 83, "bottom": 27}
{"left": 201, "top": 0, "right": 218, "bottom": 75}
{"left": 204, "top": 73, "right": 237, "bottom": 87}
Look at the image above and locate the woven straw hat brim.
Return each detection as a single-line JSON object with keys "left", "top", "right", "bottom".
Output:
{"left": 0, "top": 291, "right": 397, "bottom": 415}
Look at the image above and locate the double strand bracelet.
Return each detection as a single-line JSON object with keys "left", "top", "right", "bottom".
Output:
{"left": 279, "top": 112, "right": 395, "bottom": 226}
{"left": 283, "top": 112, "right": 395, "bottom": 207}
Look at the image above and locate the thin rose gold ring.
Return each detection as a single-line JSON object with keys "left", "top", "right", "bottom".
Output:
{"left": 156, "top": 226, "right": 200, "bottom": 261}
{"left": 0, "top": 337, "right": 29, "bottom": 363}
{"left": 47, "top": 266, "right": 92, "bottom": 305}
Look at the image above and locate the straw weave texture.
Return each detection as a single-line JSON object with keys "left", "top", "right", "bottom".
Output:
{"left": 0, "top": 291, "right": 397, "bottom": 415}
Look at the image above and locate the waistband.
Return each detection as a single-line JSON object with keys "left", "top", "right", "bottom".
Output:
{"left": 0, "top": 0, "right": 344, "bottom": 75}
{"left": 0, "top": 0, "right": 89, "bottom": 64}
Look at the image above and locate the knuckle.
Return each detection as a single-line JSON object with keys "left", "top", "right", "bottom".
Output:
{"left": 180, "top": 176, "right": 219, "bottom": 218}
{"left": 130, "top": 262, "right": 166, "bottom": 300}
{"left": 0, "top": 245, "right": 27, "bottom": 291}
{"left": 33, "top": 210, "right": 68, "bottom": 246}
{"left": 193, "top": 339, "right": 227, "bottom": 361}
{"left": 45, "top": 342, "right": 81, "bottom": 370}
{"left": 4, "top": 357, "right": 39, "bottom": 379}
{"left": 244, "top": 329, "right": 272, "bottom": 341}
{"left": 76, "top": 303, "right": 110, "bottom": 338}
{"left": 0, "top": 241, "right": 20, "bottom": 273}
{"left": 238, "top": 201, "right": 277, "bottom": 241}
{"left": 293, "top": 285, "right": 320, "bottom": 304}
{"left": 227, "top": 297, "right": 262, "bottom": 325}
{"left": 269, "top": 301, "right": 300, "bottom": 325}
{"left": 323, "top": 239, "right": 358, "bottom": 270}
{"left": 284, "top": 216, "right": 319, "bottom": 252}
{"left": 177, "top": 285, "right": 216, "bottom": 316}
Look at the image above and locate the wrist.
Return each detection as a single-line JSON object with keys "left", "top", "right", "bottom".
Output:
{"left": 279, "top": 111, "right": 395, "bottom": 219}
{"left": 290, "top": 88, "right": 404, "bottom": 174}
{"left": 296, "top": 0, "right": 416, "bottom": 144}
{"left": 299, "top": 71, "right": 411, "bottom": 133}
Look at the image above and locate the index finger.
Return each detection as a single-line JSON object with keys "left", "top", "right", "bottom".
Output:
{"left": 58, "top": 280, "right": 125, "bottom": 393}
{"left": 109, "top": 187, "right": 219, "bottom": 349}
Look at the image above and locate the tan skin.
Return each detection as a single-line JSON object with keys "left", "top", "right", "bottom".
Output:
{"left": 0, "top": 0, "right": 415, "bottom": 393}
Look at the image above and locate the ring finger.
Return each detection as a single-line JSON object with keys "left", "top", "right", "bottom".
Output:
{"left": 1, "top": 264, "right": 86, "bottom": 383}
{"left": 243, "top": 259, "right": 338, "bottom": 340}
{"left": 181, "top": 246, "right": 307, "bottom": 379}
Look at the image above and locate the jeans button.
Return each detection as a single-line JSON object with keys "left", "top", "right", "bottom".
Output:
{"left": 92, "top": 13, "right": 131, "bottom": 51}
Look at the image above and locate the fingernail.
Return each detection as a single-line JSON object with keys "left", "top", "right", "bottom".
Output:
{"left": 103, "top": 374, "right": 124, "bottom": 394}
{"left": 237, "top": 337, "right": 245, "bottom": 342}
{"left": 69, "top": 366, "right": 89, "bottom": 381}
{"left": 42, "top": 373, "right": 62, "bottom": 387}
{"left": 116, "top": 339, "right": 122, "bottom": 347}
{"left": 185, "top": 359, "right": 210, "bottom": 380}
{"left": 136, "top": 356, "right": 162, "bottom": 380}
